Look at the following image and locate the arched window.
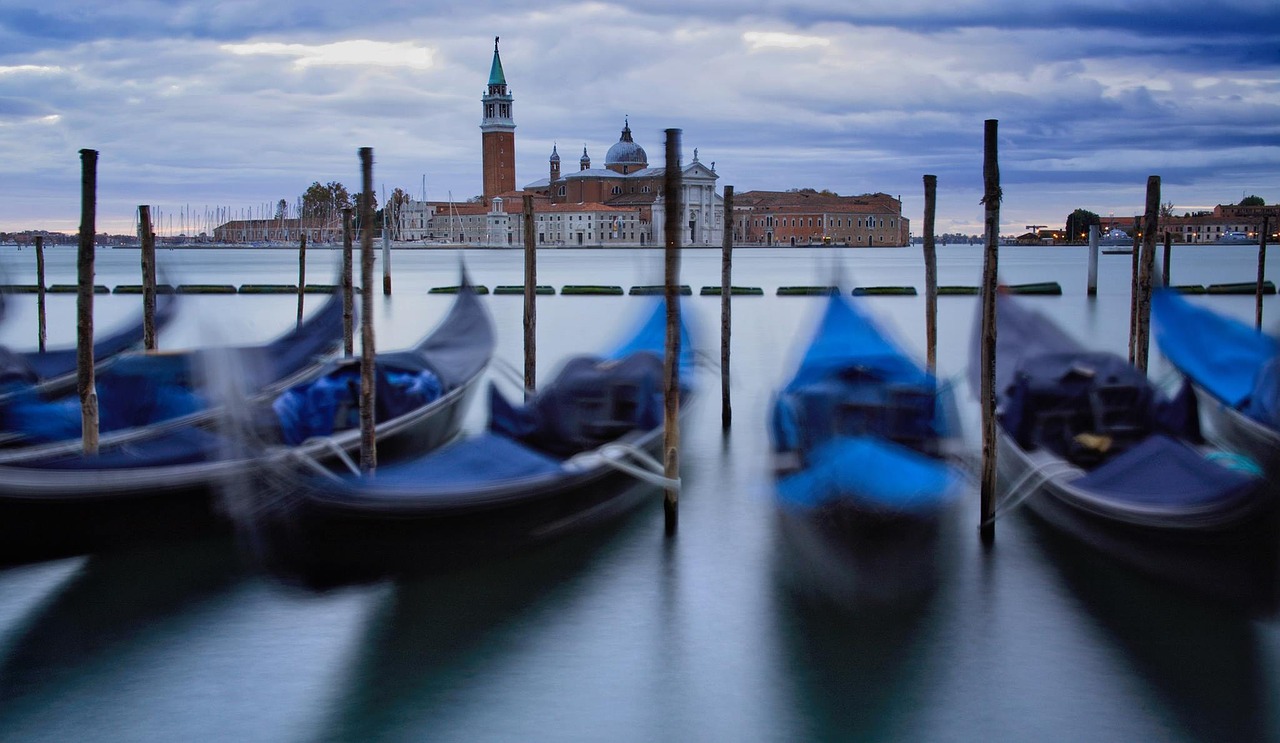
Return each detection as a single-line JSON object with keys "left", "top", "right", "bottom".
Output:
{"left": 611, "top": 186, "right": 621, "bottom": 195}
{"left": 557, "top": 186, "right": 566, "bottom": 197}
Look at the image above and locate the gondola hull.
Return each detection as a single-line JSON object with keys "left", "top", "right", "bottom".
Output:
{"left": 0, "top": 284, "right": 493, "bottom": 567}
{"left": 1192, "top": 384, "right": 1280, "bottom": 479}
{"left": 252, "top": 418, "right": 673, "bottom": 589}
{"left": 0, "top": 372, "right": 485, "bottom": 567}
{"left": 996, "top": 429, "right": 1280, "bottom": 612}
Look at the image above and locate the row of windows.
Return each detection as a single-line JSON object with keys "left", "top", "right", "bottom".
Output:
{"left": 746, "top": 216, "right": 896, "bottom": 229}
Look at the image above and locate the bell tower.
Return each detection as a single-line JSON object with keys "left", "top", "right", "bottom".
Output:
{"left": 480, "top": 36, "right": 515, "bottom": 200}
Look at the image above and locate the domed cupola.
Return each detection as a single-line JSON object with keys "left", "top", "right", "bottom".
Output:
{"left": 605, "top": 117, "right": 648, "bottom": 174}
{"left": 580, "top": 146, "right": 591, "bottom": 171}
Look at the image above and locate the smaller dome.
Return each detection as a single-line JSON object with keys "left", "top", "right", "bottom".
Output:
{"left": 605, "top": 119, "right": 647, "bottom": 167}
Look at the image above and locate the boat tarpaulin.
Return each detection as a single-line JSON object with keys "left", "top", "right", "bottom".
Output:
{"left": 776, "top": 435, "right": 963, "bottom": 513}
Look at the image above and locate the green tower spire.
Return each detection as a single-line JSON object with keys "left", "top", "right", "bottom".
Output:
{"left": 488, "top": 36, "right": 506, "bottom": 86}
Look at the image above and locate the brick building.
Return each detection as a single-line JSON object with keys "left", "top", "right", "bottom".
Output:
{"left": 731, "top": 190, "right": 909, "bottom": 247}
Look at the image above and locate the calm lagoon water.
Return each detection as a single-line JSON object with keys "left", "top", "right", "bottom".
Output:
{"left": 0, "top": 244, "right": 1277, "bottom": 742}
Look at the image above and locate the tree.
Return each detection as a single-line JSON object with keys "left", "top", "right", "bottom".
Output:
{"left": 300, "top": 181, "right": 352, "bottom": 221}
{"left": 274, "top": 199, "right": 288, "bottom": 220}
{"left": 1064, "top": 208, "right": 1101, "bottom": 241}
{"left": 1241, "top": 195, "right": 1266, "bottom": 207}
{"left": 385, "top": 187, "right": 412, "bottom": 240}
{"left": 1159, "top": 201, "right": 1174, "bottom": 220}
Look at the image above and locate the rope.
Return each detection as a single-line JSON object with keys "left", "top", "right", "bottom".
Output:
{"left": 591, "top": 442, "right": 682, "bottom": 491}
{"left": 491, "top": 356, "right": 533, "bottom": 395}
{"left": 323, "top": 438, "right": 361, "bottom": 476}
{"left": 981, "top": 458, "right": 1079, "bottom": 527}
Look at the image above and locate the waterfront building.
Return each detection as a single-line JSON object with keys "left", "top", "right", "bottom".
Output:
{"left": 731, "top": 190, "right": 909, "bottom": 247}
{"left": 1099, "top": 204, "right": 1279, "bottom": 244}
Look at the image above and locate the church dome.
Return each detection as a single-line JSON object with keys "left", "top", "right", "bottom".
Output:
{"left": 605, "top": 119, "right": 647, "bottom": 168}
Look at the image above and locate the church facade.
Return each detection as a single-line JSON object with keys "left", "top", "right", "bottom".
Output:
{"left": 399, "top": 39, "right": 723, "bottom": 248}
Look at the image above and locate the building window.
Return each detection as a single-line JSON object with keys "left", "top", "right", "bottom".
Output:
{"left": 558, "top": 186, "right": 566, "bottom": 197}
{"left": 612, "top": 186, "right": 621, "bottom": 195}
{"left": 485, "top": 104, "right": 494, "bottom": 117}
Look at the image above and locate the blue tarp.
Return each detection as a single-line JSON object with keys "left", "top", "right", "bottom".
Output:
{"left": 772, "top": 294, "right": 948, "bottom": 454}
{"left": 1152, "top": 288, "right": 1280, "bottom": 425}
{"left": 1071, "top": 434, "right": 1259, "bottom": 507}
{"left": 334, "top": 432, "right": 563, "bottom": 493}
{"left": 784, "top": 293, "right": 929, "bottom": 394}
{"left": 776, "top": 435, "right": 963, "bottom": 513}
{"left": 273, "top": 364, "right": 441, "bottom": 445}
{"left": 610, "top": 297, "right": 695, "bottom": 378}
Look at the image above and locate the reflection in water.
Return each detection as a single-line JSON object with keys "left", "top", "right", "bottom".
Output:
{"left": 0, "top": 537, "right": 244, "bottom": 713}
{"left": 1033, "top": 519, "right": 1275, "bottom": 743}
{"left": 771, "top": 556, "right": 939, "bottom": 741}
{"left": 317, "top": 516, "right": 645, "bottom": 741}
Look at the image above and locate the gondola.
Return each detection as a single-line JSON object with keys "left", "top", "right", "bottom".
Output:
{"left": 974, "top": 290, "right": 1278, "bottom": 609}
{"left": 1152, "top": 288, "right": 1280, "bottom": 477}
{"left": 0, "top": 282, "right": 492, "bottom": 566}
{"left": 769, "top": 293, "right": 965, "bottom": 605}
{"left": 0, "top": 290, "right": 179, "bottom": 403}
{"left": 0, "top": 288, "right": 341, "bottom": 449}
{"left": 243, "top": 297, "right": 694, "bottom": 589}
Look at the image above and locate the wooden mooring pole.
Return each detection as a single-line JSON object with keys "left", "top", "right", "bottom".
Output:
{"left": 1128, "top": 216, "right": 1140, "bottom": 364}
{"left": 720, "top": 185, "right": 733, "bottom": 430}
{"left": 922, "top": 174, "right": 938, "bottom": 373}
{"left": 1162, "top": 231, "right": 1172, "bottom": 289}
{"left": 358, "top": 148, "right": 377, "bottom": 473}
{"left": 662, "top": 128, "right": 684, "bottom": 535}
{"left": 139, "top": 206, "right": 157, "bottom": 350}
{"left": 296, "top": 234, "right": 307, "bottom": 329}
{"left": 1258, "top": 216, "right": 1270, "bottom": 331}
{"left": 1086, "top": 224, "right": 1099, "bottom": 297}
{"left": 979, "top": 120, "right": 1000, "bottom": 545}
{"left": 522, "top": 194, "right": 537, "bottom": 396}
{"left": 1134, "top": 176, "right": 1160, "bottom": 374}
{"left": 34, "top": 235, "right": 46, "bottom": 352}
{"left": 342, "top": 207, "right": 354, "bottom": 357}
{"left": 77, "top": 149, "right": 99, "bottom": 455}
{"left": 382, "top": 218, "right": 392, "bottom": 296}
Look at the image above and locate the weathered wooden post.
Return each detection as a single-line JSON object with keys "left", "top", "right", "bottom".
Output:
{"left": 382, "top": 215, "right": 392, "bottom": 296}
{"left": 35, "top": 235, "right": 46, "bottom": 352}
{"left": 139, "top": 206, "right": 157, "bottom": 350}
{"left": 979, "top": 120, "right": 1000, "bottom": 545}
{"left": 358, "top": 148, "right": 377, "bottom": 473}
{"left": 1128, "top": 216, "right": 1140, "bottom": 364}
{"left": 1086, "top": 224, "right": 1099, "bottom": 297}
{"left": 296, "top": 234, "right": 307, "bottom": 329}
{"left": 522, "top": 194, "right": 537, "bottom": 397}
{"left": 77, "top": 149, "right": 99, "bottom": 455}
{"left": 1162, "top": 232, "right": 1172, "bottom": 288}
{"left": 1134, "top": 176, "right": 1160, "bottom": 374}
{"left": 922, "top": 174, "right": 938, "bottom": 373}
{"left": 721, "top": 185, "right": 734, "bottom": 429}
{"left": 1258, "top": 217, "right": 1270, "bottom": 330}
{"left": 342, "top": 207, "right": 354, "bottom": 357}
{"left": 662, "top": 128, "right": 683, "bottom": 535}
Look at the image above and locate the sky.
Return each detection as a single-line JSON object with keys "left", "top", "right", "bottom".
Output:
{"left": 0, "top": 0, "right": 1277, "bottom": 237}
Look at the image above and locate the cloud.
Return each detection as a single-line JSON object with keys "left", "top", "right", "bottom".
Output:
{"left": 220, "top": 40, "right": 435, "bottom": 70}
{"left": 742, "top": 31, "right": 831, "bottom": 51}
{"left": 0, "top": 1, "right": 1276, "bottom": 236}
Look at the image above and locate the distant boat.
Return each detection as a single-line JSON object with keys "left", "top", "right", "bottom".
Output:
{"left": 1217, "top": 231, "right": 1253, "bottom": 245}
{"left": 1097, "top": 228, "right": 1133, "bottom": 254}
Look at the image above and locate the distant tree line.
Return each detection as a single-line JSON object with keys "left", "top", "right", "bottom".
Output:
{"left": 294, "top": 182, "right": 414, "bottom": 238}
